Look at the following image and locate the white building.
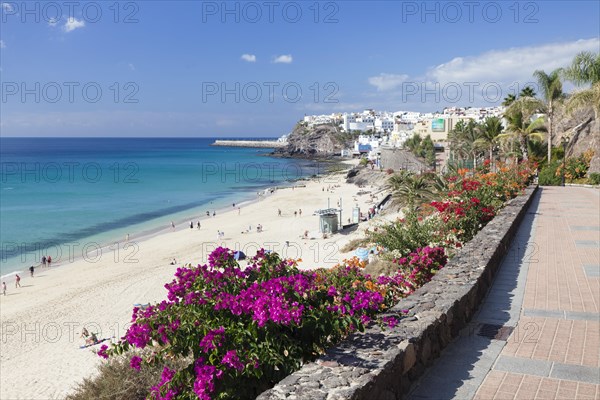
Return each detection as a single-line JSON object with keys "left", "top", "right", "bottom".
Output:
{"left": 374, "top": 118, "right": 394, "bottom": 133}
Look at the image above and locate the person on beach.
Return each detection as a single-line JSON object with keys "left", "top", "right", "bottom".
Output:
{"left": 125, "top": 234, "right": 130, "bottom": 243}
{"left": 294, "top": 211, "right": 297, "bottom": 217}
{"left": 299, "top": 209, "right": 302, "bottom": 217}
{"left": 197, "top": 221, "right": 201, "bottom": 229}
{"left": 47, "top": 256, "right": 52, "bottom": 267}
{"left": 190, "top": 221, "right": 193, "bottom": 229}
{"left": 15, "top": 274, "right": 21, "bottom": 288}
{"left": 206, "top": 211, "right": 210, "bottom": 217}
{"left": 81, "top": 328, "right": 98, "bottom": 346}
{"left": 171, "top": 221, "right": 175, "bottom": 230}
{"left": 278, "top": 209, "right": 282, "bottom": 216}
{"left": 213, "top": 211, "right": 216, "bottom": 217}
{"left": 41, "top": 255, "right": 47, "bottom": 267}
{"left": 29, "top": 265, "right": 35, "bottom": 278}
{"left": 238, "top": 207, "right": 241, "bottom": 215}
{"left": 2, "top": 282, "right": 6, "bottom": 296}
{"left": 232, "top": 203, "right": 235, "bottom": 208}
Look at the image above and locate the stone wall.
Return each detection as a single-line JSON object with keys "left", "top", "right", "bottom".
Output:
{"left": 379, "top": 148, "right": 428, "bottom": 173}
{"left": 257, "top": 185, "right": 539, "bottom": 400}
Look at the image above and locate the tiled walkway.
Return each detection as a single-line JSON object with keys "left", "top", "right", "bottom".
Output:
{"left": 409, "top": 186, "right": 600, "bottom": 399}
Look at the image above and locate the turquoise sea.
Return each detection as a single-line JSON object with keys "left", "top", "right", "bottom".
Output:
{"left": 0, "top": 138, "right": 320, "bottom": 277}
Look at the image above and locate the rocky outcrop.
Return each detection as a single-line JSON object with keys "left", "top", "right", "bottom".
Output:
{"left": 277, "top": 123, "right": 351, "bottom": 157}
{"left": 553, "top": 106, "right": 599, "bottom": 174}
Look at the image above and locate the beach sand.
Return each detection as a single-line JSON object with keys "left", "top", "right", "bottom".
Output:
{"left": 0, "top": 164, "right": 396, "bottom": 399}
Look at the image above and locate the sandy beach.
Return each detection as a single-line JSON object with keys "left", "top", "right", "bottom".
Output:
{"left": 0, "top": 163, "right": 396, "bottom": 399}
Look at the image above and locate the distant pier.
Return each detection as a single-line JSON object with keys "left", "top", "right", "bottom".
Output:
{"left": 212, "top": 140, "right": 286, "bottom": 148}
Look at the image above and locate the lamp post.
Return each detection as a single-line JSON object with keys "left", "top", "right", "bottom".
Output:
{"left": 561, "top": 137, "right": 569, "bottom": 187}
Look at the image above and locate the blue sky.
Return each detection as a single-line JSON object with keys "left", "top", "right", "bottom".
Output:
{"left": 1, "top": 1, "right": 599, "bottom": 137}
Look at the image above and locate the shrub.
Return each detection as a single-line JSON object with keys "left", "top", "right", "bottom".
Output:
{"left": 539, "top": 150, "right": 594, "bottom": 185}
{"left": 429, "top": 197, "right": 495, "bottom": 243}
{"left": 368, "top": 210, "right": 442, "bottom": 257}
{"left": 371, "top": 161, "right": 535, "bottom": 257}
{"left": 589, "top": 172, "right": 600, "bottom": 185}
{"left": 96, "top": 248, "right": 446, "bottom": 399}
{"left": 340, "top": 238, "right": 370, "bottom": 252}
{"left": 363, "top": 259, "right": 398, "bottom": 276}
{"left": 538, "top": 160, "right": 562, "bottom": 186}
{"left": 67, "top": 354, "right": 189, "bottom": 400}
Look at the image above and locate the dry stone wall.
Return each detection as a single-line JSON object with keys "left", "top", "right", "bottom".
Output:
{"left": 257, "top": 185, "right": 539, "bottom": 400}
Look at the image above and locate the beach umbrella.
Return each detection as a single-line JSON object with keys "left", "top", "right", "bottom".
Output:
{"left": 354, "top": 247, "right": 369, "bottom": 261}
{"left": 234, "top": 251, "right": 246, "bottom": 260}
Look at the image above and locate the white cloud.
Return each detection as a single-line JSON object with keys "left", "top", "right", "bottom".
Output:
{"left": 48, "top": 17, "right": 59, "bottom": 27}
{"left": 273, "top": 54, "right": 293, "bottom": 64}
{"left": 368, "top": 73, "right": 409, "bottom": 91}
{"left": 241, "top": 54, "right": 256, "bottom": 62}
{"left": 426, "top": 38, "right": 599, "bottom": 86}
{"left": 1, "top": 2, "right": 14, "bottom": 12}
{"left": 63, "top": 17, "right": 85, "bottom": 32}
{"left": 0, "top": 40, "right": 5, "bottom": 49}
{"left": 364, "top": 38, "right": 600, "bottom": 110}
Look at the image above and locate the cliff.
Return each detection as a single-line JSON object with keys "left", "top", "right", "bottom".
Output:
{"left": 276, "top": 122, "right": 354, "bottom": 157}
{"left": 553, "top": 106, "right": 599, "bottom": 174}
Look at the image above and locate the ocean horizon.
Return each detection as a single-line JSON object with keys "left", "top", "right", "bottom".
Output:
{"left": 0, "top": 137, "right": 322, "bottom": 278}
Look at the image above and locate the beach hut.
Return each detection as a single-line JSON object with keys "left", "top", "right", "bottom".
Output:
{"left": 314, "top": 208, "right": 339, "bottom": 234}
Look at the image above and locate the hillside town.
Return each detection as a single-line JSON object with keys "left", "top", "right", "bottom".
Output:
{"left": 299, "top": 106, "right": 505, "bottom": 144}
{"left": 276, "top": 106, "right": 505, "bottom": 168}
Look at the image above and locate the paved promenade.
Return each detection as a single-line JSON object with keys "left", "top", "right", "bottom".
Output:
{"left": 409, "top": 186, "right": 599, "bottom": 400}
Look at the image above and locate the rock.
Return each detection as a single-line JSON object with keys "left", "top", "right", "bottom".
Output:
{"left": 276, "top": 123, "right": 349, "bottom": 157}
{"left": 402, "top": 343, "right": 416, "bottom": 373}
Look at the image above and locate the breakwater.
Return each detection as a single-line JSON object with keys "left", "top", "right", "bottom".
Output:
{"left": 212, "top": 140, "right": 286, "bottom": 148}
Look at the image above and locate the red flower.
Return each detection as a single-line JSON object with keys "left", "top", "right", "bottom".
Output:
{"left": 462, "top": 180, "right": 481, "bottom": 191}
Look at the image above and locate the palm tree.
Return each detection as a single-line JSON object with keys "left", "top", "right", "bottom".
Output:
{"left": 499, "top": 97, "right": 547, "bottom": 160}
{"left": 448, "top": 119, "right": 481, "bottom": 168}
{"left": 562, "top": 51, "right": 600, "bottom": 120}
{"left": 566, "top": 84, "right": 600, "bottom": 120}
{"left": 502, "top": 93, "right": 517, "bottom": 107}
{"left": 388, "top": 171, "right": 436, "bottom": 211}
{"left": 533, "top": 69, "right": 564, "bottom": 162}
{"left": 562, "top": 51, "right": 600, "bottom": 85}
{"left": 474, "top": 116, "right": 503, "bottom": 161}
{"left": 520, "top": 86, "right": 537, "bottom": 98}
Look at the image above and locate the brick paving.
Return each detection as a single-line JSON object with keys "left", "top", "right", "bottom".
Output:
{"left": 474, "top": 371, "right": 599, "bottom": 400}
{"left": 409, "top": 186, "right": 600, "bottom": 400}
{"left": 474, "top": 186, "right": 600, "bottom": 399}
